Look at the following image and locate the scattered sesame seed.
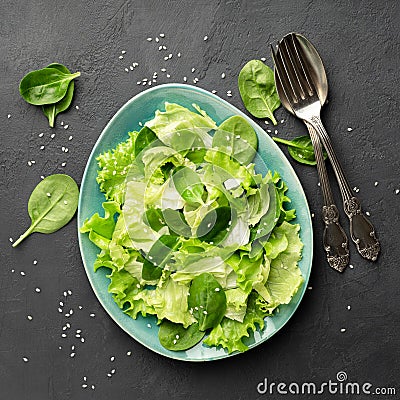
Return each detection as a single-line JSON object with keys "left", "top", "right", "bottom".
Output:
{"left": 90, "top": 313, "right": 95, "bottom": 318}
{"left": 146, "top": 37, "right": 152, "bottom": 41}
{"left": 366, "top": 211, "right": 370, "bottom": 216}
{"left": 374, "top": 181, "right": 379, "bottom": 186}
{"left": 347, "top": 127, "right": 353, "bottom": 132}
{"left": 395, "top": 189, "right": 399, "bottom": 195}
{"left": 349, "top": 264, "right": 354, "bottom": 269}
{"left": 173, "top": 339, "right": 177, "bottom": 344}
{"left": 40, "top": 176, "right": 45, "bottom": 179}
{"left": 177, "top": 52, "right": 181, "bottom": 57}
{"left": 33, "top": 260, "right": 38, "bottom": 265}
{"left": 159, "top": 33, "right": 165, "bottom": 37}
{"left": 91, "top": 385, "right": 95, "bottom": 390}
{"left": 107, "top": 373, "right": 112, "bottom": 378}
{"left": 9, "top": 237, "right": 13, "bottom": 243}
{"left": 38, "top": 132, "right": 44, "bottom": 137}
{"left": 127, "top": 351, "right": 132, "bottom": 356}
{"left": 83, "top": 376, "right": 87, "bottom": 381}
{"left": 147, "top": 323, "right": 152, "bottom": 328}
{"left": 61, "top": 162, "right": 66, "bottom": 167}
{"left": 27, "top": 315, "right": 33, "bottom": 321}
{"left": 111, "top": 369, "right": 116, "bottom": 374}
{"left": 68, "top": 135, "right": 73, "bottom": 141}
{"left": 110, "top": 356, "right": 115, "bottom": 362}
{"left": 124, "top": 68, "right": 129, "bottom": 72}
{"left": 203, "top": 310, "right": 208, "bottom": 315}
{"left": 50, "top": 133, "right": 55, "bottom": 139}
{"left": 81, "top": 338, "right": 85, "bottom": 343}
{"left": 35, "top": 288, "right": 41, "bottom": 293}
{"left": 121, "top": 50, "right": 126, "bottom": 54}
{"left": 308, "top": 286, "right": 313, "bottom": 290}
{"left": 58, "top": 308, "right": 62, "bottom": 313}
{"left": 61, "top": 333, "right": 67, "bottom": 338}
{"left": 340, "top": 328, "right": 346, "bottom": 332}
{"left": 40, "top": 145, "right": 45, "bottom": 150}
{"left": 161, "top": 68, "right": 166, "bottom": 72}
{"left": 221, "top": 72, "right": 226, "bottom": 79}
{"left": 175, "top": 334, "right": 180, "bottom": 339}
{"left": 75, "top": 105, "right": 79, "bottom": 110}
{"left": 119, "top": 55, "right": 124, "bottom": 59}
{"left": 215, "top": 288, "right": 220, "bottom": 292}
{"left": 22, "top": 357, "right": 29, "bottom": 362}
{"left": 7, "top": 114, "right": 11, "bottom": 119}
{"left": 47, "top": 192, "right": 51, "bottom": 197}
{"left": 347, "top": 305, "right": 351, "bottom": 310}
{"left": 82, "top": 384, "right": 87, "bottom": 388}
{"left": 20, "top": 271, "right": 26, "bottom": 276}
{"left": 183, "top": 76, "right": 187, "bottom": 82}
{"left": 27, "top": 161, "right": 32, "bottom": 167}
{"left": 61, "top": 121, "right": 64, "bottom": 126}
{"left": 203, "top": 35, "right": 208, "bottom": 41}
{"left": 311, "top": 213, "right": 315, "bottom": 218}
{"left": 260, "top": 57, "right": 266, "bottom": 62}
{"left": 191, "top": 68, "right": 196, "bottom": 73}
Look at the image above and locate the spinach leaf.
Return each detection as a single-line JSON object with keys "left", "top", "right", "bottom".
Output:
{"left": 273, "top": 135, "right": 327, "bottom": 166}
{"left": 158, "top": 321, "right": 205, "bottom": 351}
{"left": 134, "top": 126, "right": 158, "bottom": 157}
{"left": 172, "top": 166, "right": 204, "bottom": 206}
{"left": 238, "top": 60, "right": 280, "bottom": 125}
{"left": 254, "top": 183, "right": 278, "bottom": 240}
{"left": 12, "top": 174, "right": 79, "bottom": 247}
{"left": 142, "top": 235, "right": 180, "bottom": 280}
{"left": 188, "top": 273, "right": 226, "bottom": 331}
{"left": 196, "top": 206, "right": 233, "bottom": 244}
{"left": 212, "top": 115, "right": 258, "bottom": 165}
{"left": 42, "top": 63, "right": 75, "bottom": 127}
{"left": 163, "top": 208, "right": 192, "bottom": 237}
{"left": 19, "top": 67, "right": 80, "bottom": 106}
{"left": 143, "top": 207, "right": 166, "bottom": 232}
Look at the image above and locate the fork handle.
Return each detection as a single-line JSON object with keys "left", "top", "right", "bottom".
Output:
{"left": 309, "top": 116, "right": 380, "bottom": 261}
{"left": 306, "top": 122, "right": 349, "bottom": 272}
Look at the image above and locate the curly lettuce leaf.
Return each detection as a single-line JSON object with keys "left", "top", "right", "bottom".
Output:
{"left": 224, "top": 287, "right": 248, "bottom": 322}
{"left": 96, "top": 131, "right": 139, "bottom": 204}
{"left": 145, "top": 102, "right": 216, "bottom": 152}
{"left": 204, "top": 292, "right": 266, "bottom": 353}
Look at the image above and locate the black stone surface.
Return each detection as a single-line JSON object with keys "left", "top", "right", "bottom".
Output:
{"left": 1, "top": 1, "right": 399, "bottom": 399}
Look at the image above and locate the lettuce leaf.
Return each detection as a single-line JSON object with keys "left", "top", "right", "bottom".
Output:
{"left": 224, "top": 287, "right": 248, "bottom": 322}
{"left": 96, "top": 131, "right": 139, "bottom": 204}
{"left": 145, "top": 102, "right": 216, "bottom": 152}
{"left": 204, "top": 292, "right": 266, "bottom": 353}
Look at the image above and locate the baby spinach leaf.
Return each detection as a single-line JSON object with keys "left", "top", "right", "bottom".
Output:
{"left": 142, "top": 235, "right": 180, "bottom": 280}
{"left": 42, "top": 63, "right": 75, "bottom": 127}
{"left": 163, "top": 208, "right": 192, "bottom": 237}
{"left": 158, "top": 321, "right": 205, "bottom": 351}
{"left": 12, "top": 174, "right": 79, "bottom": 247}
{"left": 143, "top": 207, "right": 166, "bottom": 232}
{"left": 188, "top": 273, "right": 226, "bottom": 331}
{"left": 196, "top": 206, "right": 233, "bottom": 244}
{"left": 273, "top": 136, "right": 327, "bottom": 166}
{"left": 19, "top": 67, "right": 80, "bottom": 106}
{"left": 238, "top": 60, "right": 280, "bottom": 125}
{"left": 213, "top": 116, "right": 258, "bottom": 165}
{"left": 134, "top": 126, "right": 158, "bottom": 157}
{"left": 172, "top": 166, "right": 204, "bottom": 206}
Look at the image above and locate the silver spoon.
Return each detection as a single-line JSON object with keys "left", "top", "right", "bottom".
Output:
{"left": 273, "top": 33, "right": 380, "bottom": 262}
{"left": 273, "top": 34, "right": 349, "bottom": 272}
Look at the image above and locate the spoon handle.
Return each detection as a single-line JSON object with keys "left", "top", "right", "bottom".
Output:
{"left": 309, "top": 116, "right": 381, "bottom": 261}
{"left": 306, "top": 122, "right": 349, "bottom": 272}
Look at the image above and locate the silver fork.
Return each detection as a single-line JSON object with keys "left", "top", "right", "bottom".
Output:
{"left": 272, "top": 33, "right": 380, "bottom": 262}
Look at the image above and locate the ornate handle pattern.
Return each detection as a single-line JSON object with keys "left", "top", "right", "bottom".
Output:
{"left": 306, "top": 122, "right": 349, "bottom": 272}
{"left": 309, "top": 116, "right": 380, "bottom": 261}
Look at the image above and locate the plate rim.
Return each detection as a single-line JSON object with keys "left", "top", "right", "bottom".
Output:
{"left": 77, "top": 83, "right": 313, "bottom": 362}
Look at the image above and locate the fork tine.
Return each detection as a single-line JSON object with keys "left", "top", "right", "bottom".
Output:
{"left": 270, "top": 44, "right": 297, "bottom": 109}
{"left": 284, "top": 33, "right": 315, "bottom": 97}
{"left": 278, "top": 37, "right": 308, "bottom": 101}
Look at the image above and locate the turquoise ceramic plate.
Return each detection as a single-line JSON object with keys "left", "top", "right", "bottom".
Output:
{"left": 78, "top": 83, "right": 313, "bottom": 362}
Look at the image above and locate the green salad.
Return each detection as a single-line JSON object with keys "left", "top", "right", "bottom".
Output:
{"left": 81, "top": 102, "right": 304, "bottom": 353}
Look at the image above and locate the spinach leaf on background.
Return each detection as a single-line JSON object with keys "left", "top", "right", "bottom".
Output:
{"left": 19, "top": 67, "right": 80, "bottom": 106}
{"left": 273, "top": 135, "right": 328, "bottom": 166}
{"left": 196, "top": 206, "right": 233, "bottom": 244}
{"left": 12, "top": 174, "right": 79, "bottom": 247}
{"left": 238, "top": 60, "right": 280, "bottom": 125}
{"left": 42, "top": 63, "right": 75, "bottom": 127}
{"left": 188, "top": 273, "right": 226, "bottom": 331}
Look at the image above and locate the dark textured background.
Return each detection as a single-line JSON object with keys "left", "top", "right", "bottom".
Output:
{"left": 1, "top": 1, "right": 399, "bottom": 399}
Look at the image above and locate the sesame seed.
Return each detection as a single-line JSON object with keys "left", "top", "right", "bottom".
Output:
{"left": 61, "top": 162, "right": 66, "bottom": 167}
{"left": 161, "top": 68, "right": 166, "bottom": 72}
{"left": 175, "top": 334, "right": 180, "bottom": 339}
{"left": 58, "top": 308, "right": 62, "bottom": 313}
{"left": 82, "top": 384, "right": 87, "bottom": 388}
{"left": 7, "top": 114, "right": 11, "bottom": 119}
{"left": 191, "top": 68, "right": 195, "bottom": 73}
{"left": 308, "top": 286, "right": 313, "bottom": 290}
{"left": 50, "top": 133, "right": 55, "bottom": 139}
{"left": 395, "top": 189, "right": 399, "bottom": 195}
{"left": 340, "top": 328, "right": 346, "bottom": 332}
{"left": 204, "top": 35, "right": 208, "bottom": 41}
{"left": 33, "top": 260, "right": 38, "bottom": 265}
{"left": 124, "top": 68, "right": 129, "bottom": 72}
{"left": 260, "top": 57, "right": 266, "bottom": 62}
{"left": 374, "top": 181, "right": 379, "bottom": 186}
{"left": 129, "top": 65, "right": 134, "bottom": 70}
{"left": 83, "top": 376, "right": 87, "bottom": 381}
{"left": 38, "top": 132, "right": 44, "bottom": 137}
{"left": 22, "top": 357, "right": 29, "bottom": 362}
{"left": 75, "top": 105, "right": 79, "bottom": 110}
{"left": 127, "top": 351, "right": 132, "bottom": 356}
{"left": 349, "top": 264, "right": 354, "bottom": 269}
{"left": 27, "top": 315, "right": 33, "bottom": 321}
{"left": 20, "top": 271, "right": 26, "bottom": 276}
{"left": 146, "top": 37, "right": 152, "bottom": 41}
{"left": 111, "top": 369, "right": 116, "bottom": 374}
{"left": 347, "top": 127, "right": 353, "bottom": 132}
{"left": 35, "top": 288, "right": 41, "bottom": 293}
{"left": 107, "top": 373, "right": 112, "bottom": 378}
{"left": 366, "top": 211, "right": 370, "bottom": 216}
{"left": 47, "top": 192, "right": 51, "bottom": 197}
{"left": 91, "top": 385, "right": 95, "bottom": 390}
{"left": 81, "top": 338, "right": 85, "bottom": 343}
{"left": 119, "top": 55, "right": 124, "bottom": 59}
{"left": 177, "top": 52, "right": 181, "bottom": 57}
{"left": 215, "top": 288, "right": 220, "bottom": 292}
{"left": 183, "top": 76, "right": 187, "bottom": 82}
{"left": 61, "top": 333, "right": 67, "bottom": 338}
{"left": 40, "top": 176, "right": 44, "bottom": 179}
{"left": 110, "top": 356, "right": 115, "bottom": 362}
{"left": 203, "top": 310, "right": 208, "bottom": 315}
{"left": 90, "top": 313, "right": 95, "bottom": 317}
{"left": 61, "top": 121, "right": 64, "bottom": 126}
{"left": 221, "top": 72, "right": 225, "bottom": 79}
{"left": 173, "top": 339, "right": 177, "bottom": 344}
{"left": 27, "top": 161, "right": 32, "bottom": 167}
{"left": 147, "top": 323, "right": 152, "bottom": 328}
{"left": 159, "top": 33, "right": 165, "bottom": 37}
{"left": 40, "top": 145, "right": 45, "bottom": 150}
{"left": 9, "top": 237, "right": 13, "bottom": 243}
{"left": 121, "top": 50, "right": 126, "bottom": 54}
{"left": 347, "top": 305, "right": 351, "bottom": 310}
